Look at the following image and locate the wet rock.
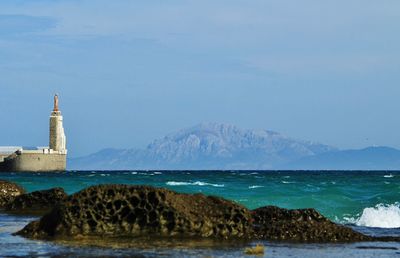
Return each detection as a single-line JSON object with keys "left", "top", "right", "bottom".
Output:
{"left": 251, "top": 206, "right": 373, "bottom": 242}
{"left": 0, "top": 180, "right": 25, "bottom": 207}
{"left": 17, "top": 185, "right": 252, "bottom": 239}
{"left": 17, "top": 185, "right": 397, "bottom": 244}
{"left": 4, "top": 187, "right": 67, "bottom": 215}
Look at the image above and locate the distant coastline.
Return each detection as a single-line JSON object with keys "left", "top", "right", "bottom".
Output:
{"left": 68, "top": 123, "right": 400, "bottom": 171}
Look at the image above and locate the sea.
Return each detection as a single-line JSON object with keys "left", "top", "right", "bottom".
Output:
{"left": 1, "top": 170, "right": 400, "bottom": 257}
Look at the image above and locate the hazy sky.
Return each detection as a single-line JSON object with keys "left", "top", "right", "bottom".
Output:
{"left": 0, "top": 0, "right": 399, "bottom": 157}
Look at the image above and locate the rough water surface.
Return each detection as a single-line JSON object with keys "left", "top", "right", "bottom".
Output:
{"left": 1, "top": 170, "right": 400, "bottom": 257}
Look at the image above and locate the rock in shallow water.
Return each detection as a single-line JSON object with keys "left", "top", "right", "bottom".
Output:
{"left": 17, "top": 185, "right": 252, "bottom": 239}
{"left": 16, "top": 185, "right": 394, "bottom": 243}
{"left": 4, "top": 187, "right": 68, "bottom": 215}
{"left": 0, "top": 180, "right": 25, "bottom": 207}
{"left": 251, "top": 206, "right": 372, "bottom": 242}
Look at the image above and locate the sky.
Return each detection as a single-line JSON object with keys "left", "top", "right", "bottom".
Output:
{"left": 0, "top": 0, "right": 399, "bottom": 157}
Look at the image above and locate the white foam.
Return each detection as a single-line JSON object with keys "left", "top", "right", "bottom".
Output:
{"left": 166, "top": 181, "right": 224, "bottom": 187}
{"left": 384, "top": 174, "right": 394, "bottom": 178}
{"left": 346, "top": 203, "right": 400, "bottom": 228}
{"left": 154, "top": 172, "right": 162, "bottom": 175}
{"left": 282, "top": 181, "right": 295, "bottom": 184}
{"left": 249, "top": 185, "right": 264, "bottom": 189}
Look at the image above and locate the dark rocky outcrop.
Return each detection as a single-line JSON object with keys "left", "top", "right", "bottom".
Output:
{"left": 0, "top": 180, "right": 25, "bottom": 207}
{"left": 4, "top": 187, "right": 68, "bottom": 215}
{"left": 15, "top": 185, "right": 399, "bottom": 244}
{"left": 252, "top": 206, "right": 372, "bottom": 242}
{"left": 17, "top": 185, "right": 252, "bottom": 239}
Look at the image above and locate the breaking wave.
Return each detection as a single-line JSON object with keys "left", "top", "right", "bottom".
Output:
{"left": 166, "top": 181, "right": 225, "bottom": 187}
{"left": 249, "top": 185, "right": 264, "bottom": 189}
{"left": 281, "top": 181, "right": 295, "bottom": 184}
{"left": 345, "top": 203, "right": 400, "bottom": 228}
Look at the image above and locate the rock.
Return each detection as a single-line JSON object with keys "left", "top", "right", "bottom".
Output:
{"left": 17, "top": 185, "right": 252, "bottom": 239}
{"left": 16, "top": 185, "right": 398, "bottom": 244}
{"left": 4, "top": 187, "right": 67, "bottom": 215}
{"left": 251, "top": 206, "right": 372, "bottom": 242}
{"left": 0, "top": 180, "right": 25, "bottom": 207}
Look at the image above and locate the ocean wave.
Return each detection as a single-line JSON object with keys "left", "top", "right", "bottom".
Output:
{"left": 248, "top": 185, "right": 264, "bottom": 189}
{"left": 345, "top": 203, "right": 400, "bottom": 228}
{"left": 383, "top": 174, "right": 394, "bottom": 178}
{"left": 282, "top": 181, "right": 295, "bottom": 184}
{"left": 166, "top": 181, "right": 225, "bottom": 187}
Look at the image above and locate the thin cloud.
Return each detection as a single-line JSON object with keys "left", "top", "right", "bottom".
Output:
{"left": 0, "top": 14, "right": 57, "bottom": 36}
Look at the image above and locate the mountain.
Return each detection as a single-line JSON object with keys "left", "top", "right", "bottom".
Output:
{"left": 69, "top": 123, "right": 336, "bottom": 170}
{"left": 70, "top": 123, "right": 400, "bottom": 170}
{"left": 285, "top": 146, "right": 400, "bottom": 170}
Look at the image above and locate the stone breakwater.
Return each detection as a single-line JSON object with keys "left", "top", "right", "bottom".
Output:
{"left": 0, "top": 181, "right": 398, "bottom": 243}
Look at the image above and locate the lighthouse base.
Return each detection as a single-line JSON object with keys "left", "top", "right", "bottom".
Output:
{"left": 0, "top": 151, "right": 66, "bottom": 172}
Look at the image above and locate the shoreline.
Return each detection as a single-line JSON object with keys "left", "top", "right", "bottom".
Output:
{"left": 1, "top": 171, "right": 400, "bottom": 257}
{"left": 1, "top": 213, "right": 400, "bottom": 257}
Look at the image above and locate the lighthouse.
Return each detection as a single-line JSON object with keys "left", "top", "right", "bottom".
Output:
{"left": 0, "top": 94, "right": 68, "bottom": 171}
{"left": 49, "top": 94, "right": 67, "bottom": 153}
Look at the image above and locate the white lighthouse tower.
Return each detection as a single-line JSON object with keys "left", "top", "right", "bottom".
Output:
{"left": 49, "top": 94, "right": 67, "bottom": 154}
{"left": 0, "top": 94, "right": 67, "bottom": 172}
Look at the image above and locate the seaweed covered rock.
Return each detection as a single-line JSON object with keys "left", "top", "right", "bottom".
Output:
{"left": 4, "top": 188, "right": 67, "bottom": 215}
{"left": 252, "top": 206, "right": 372, "bottom": 242}
{"left": 0, "top": 180, "right": 25, "bottom": 207}
{"left": 17, "top": 185, "right": 252, "bottom": 239}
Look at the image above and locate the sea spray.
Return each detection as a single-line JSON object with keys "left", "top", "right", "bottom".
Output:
{"left": 346, "top": 203, "right": 400, "bottom": 228}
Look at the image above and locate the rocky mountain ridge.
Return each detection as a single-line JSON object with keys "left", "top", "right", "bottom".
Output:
{"left": 69, "top": 123, "right": 336, "bottom": 170}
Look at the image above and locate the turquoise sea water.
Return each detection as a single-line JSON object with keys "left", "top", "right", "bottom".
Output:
{"left": 1, "top": 170, "right": 400, "bottom": 257}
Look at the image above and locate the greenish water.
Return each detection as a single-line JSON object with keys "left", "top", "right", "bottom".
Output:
{"left": 1, "top": 170, "right": 400, "bottom": 257}
{"left": 2, "top": 170, "right": 400, "bottom": 223}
